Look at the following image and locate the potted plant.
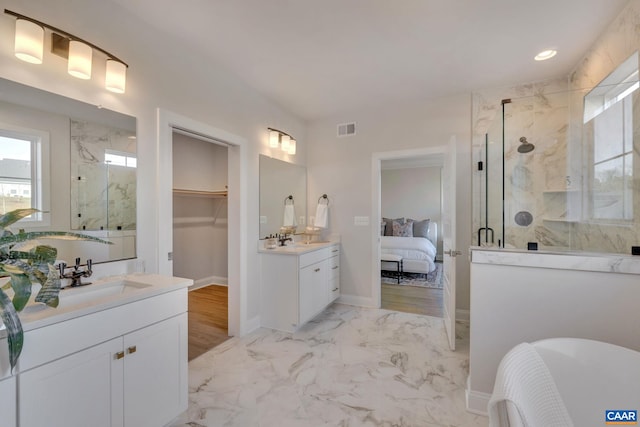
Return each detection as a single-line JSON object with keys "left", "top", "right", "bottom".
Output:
{"left": 0, "top": 209, "right": 109, "bottom": 369}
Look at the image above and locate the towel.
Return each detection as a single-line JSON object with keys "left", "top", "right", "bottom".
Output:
{"left": 314, "top": 203, "right": 328, "bottom": 228}
{"left": 283, "top": 204, "right": 297, "bottom": 227}
{"left": 488, "top": 343, "right": 574, "bottom": 427}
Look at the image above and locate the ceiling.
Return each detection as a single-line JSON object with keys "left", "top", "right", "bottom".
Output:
{"left": 111, "top": 0, "right": 629, "bottom": 121}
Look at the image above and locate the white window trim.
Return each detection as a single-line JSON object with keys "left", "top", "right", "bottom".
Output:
{"left": 0, "top": 123, "right": 50, "bottom": 227}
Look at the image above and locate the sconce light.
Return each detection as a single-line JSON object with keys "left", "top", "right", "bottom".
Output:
{"left": 5, "top": 9, "right": 128, "bottom": 94}
{"left": 267, "top": 128, "right": 296, "bottom": 155}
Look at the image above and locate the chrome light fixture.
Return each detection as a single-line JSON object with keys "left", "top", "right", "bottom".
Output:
{"left": 267, "top": 128, "right": 296, "bottom": 155}
{"left": 5, "top": 9, "right": 129, "bottom": 94}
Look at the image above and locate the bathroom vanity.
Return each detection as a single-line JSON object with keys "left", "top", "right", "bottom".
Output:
{"left": 1, "top": 273, "right": 191, "bottom": 427}
{"left": 260, "top": 242, "right": 340, "bottom": 332}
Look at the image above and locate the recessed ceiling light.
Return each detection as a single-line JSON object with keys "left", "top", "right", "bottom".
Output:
{"left": 535, "top": 49, "right": 557, "bottom": 61}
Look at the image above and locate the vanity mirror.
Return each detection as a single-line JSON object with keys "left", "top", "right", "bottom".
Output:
{"left": 0, "top": 77, "right": 136, "bottom": 263}
{"left": 259, "top": 155, "right": 306, "bottom": 238}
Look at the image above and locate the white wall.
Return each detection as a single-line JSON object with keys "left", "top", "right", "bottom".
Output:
{"left": 381, "top": 166, "right": 442, "bottom": 256}
{"left": 307, "top": 95, "right": 472, "bottom": 310}
{"left": 0, "top": 0, "right": 307, "bottom": 332}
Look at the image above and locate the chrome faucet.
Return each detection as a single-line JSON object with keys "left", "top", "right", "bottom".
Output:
{"left": 59, "top": 257, "right": 93, "bottom": 287}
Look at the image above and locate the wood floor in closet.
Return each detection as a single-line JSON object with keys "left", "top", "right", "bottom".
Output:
{"left": 188, "top": 284, "right": 229, "bottom": 361}
{"left": 381, "top": 283, "right": 443, "bottom": 318}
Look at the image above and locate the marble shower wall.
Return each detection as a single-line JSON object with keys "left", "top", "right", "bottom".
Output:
{"left": 70, "top": 119, "right": 136, "bottom": 230}
{"left": 471, "top": 0, "right": 640, "bottom": 254}
{"left": 472, "top": 78, "right": 574, "bottom": 250}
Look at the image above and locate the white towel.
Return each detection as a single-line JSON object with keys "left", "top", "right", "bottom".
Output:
{"left": 488, "top": 343, "right": 574, "bottom": 427}
{"left": 283, "top": 204, "right": 297, "bottom": 227}
{"left": 314, "top": 203, "right": 328, "bottom": 228}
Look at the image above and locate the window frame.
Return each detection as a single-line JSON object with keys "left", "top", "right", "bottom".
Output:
{"left": 0, "top": 124, "right": 50, "bottom": 226}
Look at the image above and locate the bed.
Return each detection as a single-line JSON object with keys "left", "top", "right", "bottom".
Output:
{"left": 381, "top": 220, "right": 438, "bottom": 274}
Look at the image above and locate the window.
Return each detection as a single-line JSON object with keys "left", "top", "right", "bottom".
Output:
{"left": 104, "top": 149, "right": 136, "bottom": 168}
{"left": 584, "top": 52, "right": 638, "bottom": 221}
{"left": 0, "top": 126, "right": 49, "bottom": 224}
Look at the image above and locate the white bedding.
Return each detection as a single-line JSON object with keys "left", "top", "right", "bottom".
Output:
{"left": 381, "top": 236, "right": 437, "bottom": 276}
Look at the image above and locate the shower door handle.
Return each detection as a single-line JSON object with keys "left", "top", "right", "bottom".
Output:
{"left": 445, "top": 249, "right": 462, "bottom": 257}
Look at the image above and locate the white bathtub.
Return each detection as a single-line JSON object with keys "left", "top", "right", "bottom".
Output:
{"left": 491, "top": 338, "right": 640, "bottom": 427}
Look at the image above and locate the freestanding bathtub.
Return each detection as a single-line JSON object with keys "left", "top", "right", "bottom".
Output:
{"left": 490, "top": 338, "right": 640, "bottom": 427}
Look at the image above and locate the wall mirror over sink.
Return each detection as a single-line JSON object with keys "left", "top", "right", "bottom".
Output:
{"left": 259, "top": 154, "right": 306, "bottom": 238}
{"left": 0, "top": 77, "right": 137, "bottom": 263}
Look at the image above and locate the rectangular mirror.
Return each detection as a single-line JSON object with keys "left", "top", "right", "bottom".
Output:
{"left": 259, "top": 155, "right": 306, "bottom": 238}
{"left": 0, "top": 77, "right": 136, "bottom": 263}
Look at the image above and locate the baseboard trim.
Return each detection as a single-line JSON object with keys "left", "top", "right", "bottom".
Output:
{"left": 189, "top": 275, "right": 228, "bottom": 291}
{"left": 456, "top": 309, "right": 470, "bottom": 323}
{"left": 336, "top": 294, "right": 377, "bottom": 308}
{"left": 466, "top": 377, "right": 490, "bottom": 416}
{"left": 244, "top": 315, "right": 261, "bottom": 335}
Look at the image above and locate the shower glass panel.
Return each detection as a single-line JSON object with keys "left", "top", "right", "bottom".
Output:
{"left": 474, "top": 73, "right": 640, "bottom": 254}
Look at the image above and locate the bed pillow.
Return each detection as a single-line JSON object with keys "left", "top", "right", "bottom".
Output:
{"left": 409, "top": 218, "right": 430, "bottom": 239}
{"left": 392, "top": 219, "right": 413, "bottom": 237}
{"left": 383, "top": 217, "right": 404, "bottom": 236}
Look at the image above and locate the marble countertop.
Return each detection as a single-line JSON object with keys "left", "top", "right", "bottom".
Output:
{"left": 470, "top": 246, "right": 640, "bottom": 275}
{"left": 258, "top": 240, "right": 338, "bottom": 255}
{"left": 0, "top": 273, "right": 192, "bottom": 337}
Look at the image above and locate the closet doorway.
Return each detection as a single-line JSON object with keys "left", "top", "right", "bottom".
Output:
{"left": 172, "top": 130, "right": 230, "bottom": 360}
{"left": 375, "top": 150, "right": 445, "bottom": 318}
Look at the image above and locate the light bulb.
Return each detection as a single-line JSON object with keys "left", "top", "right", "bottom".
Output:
{"left": 68, "top": 40, "right": 92, "bottom": 79}
{"left": 269, "top": 130, "right": 279, "bottom": 148}
{"left": 14, "top": 19, "right": 44, "bottom": 64}
{"left": 105, "top": 59, "right": 127, "bottom": 93}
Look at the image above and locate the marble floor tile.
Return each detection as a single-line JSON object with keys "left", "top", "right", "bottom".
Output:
{"left": 170, "top": 304, "right": 488, "bottom": 427}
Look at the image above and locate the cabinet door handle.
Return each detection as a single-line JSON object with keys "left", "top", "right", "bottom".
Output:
{"left": 314, "top": 268, "right": 320, "bottom": 272}
{"left": 115, "top": 351, "right": 125, "bottom": 360}
{"left": 332, "top": 249, "right": 338, "bottom": 253}
{"left": 127, "top": 345, "right": 137, "bottom": 354}
{"left": 332, "top": 287, "right": 339, "bottom": 291}
{"left": 332, "top": 266, "right": 338, "bottom": 270}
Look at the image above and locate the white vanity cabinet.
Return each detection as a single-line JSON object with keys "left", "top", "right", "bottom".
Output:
{"left": 0, "top": 336, "right": 16, "bottom": 427}
{"left": 16, "top": 280, "right": 188, "bottom": 427}
{"left": 261, "top": 243, "right": 340, "bottom": 332}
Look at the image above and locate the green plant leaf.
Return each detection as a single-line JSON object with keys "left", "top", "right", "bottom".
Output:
{"left": 34, "top": 264, "right": 60, "bottom": 308}
{"left": 1, "top": 231, "right": 111, "bottom": 252}
{"left": 8, "top": 273, "right": 31, "bottom": 312}
{"left": 0, "top": 287, "right": 23, "bottom": 370}
{"left": 0, "top": 208, "right": 38, "bottom": 229}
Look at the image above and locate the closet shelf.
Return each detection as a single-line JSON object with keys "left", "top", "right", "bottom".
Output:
{"left": 173, "top": 188, "right": 227, "bottom": 198}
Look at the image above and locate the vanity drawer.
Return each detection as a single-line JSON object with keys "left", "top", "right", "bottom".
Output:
{"left": 329, "top": 255, "right": 340, "bottom": 280}
{"left": 299, "top": 248, "right": 330, "bottom": 268}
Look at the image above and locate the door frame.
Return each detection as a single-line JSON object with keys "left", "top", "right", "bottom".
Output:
{"left": 157, "top": 108, "right": 246, "bottom": 337}
{"left": 371, "top": 145, "right": 447, "bottom": 308}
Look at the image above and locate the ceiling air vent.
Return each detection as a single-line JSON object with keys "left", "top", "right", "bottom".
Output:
{"left": 337, "top": 122, "right": 356, "bottom": 137}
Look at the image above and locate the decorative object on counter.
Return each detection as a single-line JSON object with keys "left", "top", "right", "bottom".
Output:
{"left": 264, "top": 236, "right": 278, "bottom": 249}
{"left": 5, "top": 9, "right": 128, "bottom": 93}
{"left": 0, "top": 209, "right": 110, "bottom": 368}
{"left": 514, "top": 211, "right": 533, "bottom": 227}
{"left": 268, "top": 127, "right": 297, "bottom": 155}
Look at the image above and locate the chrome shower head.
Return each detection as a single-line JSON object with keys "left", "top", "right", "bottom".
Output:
{"left": 517, "top": 136, "right": 535, "bottom": 153}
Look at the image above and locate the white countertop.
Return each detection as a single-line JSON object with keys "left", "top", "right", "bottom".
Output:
{"left": 258, "top": 240, "right": 338, "bottom": 255}
{"left": 1, "top": 273, "right": 192, "bottom": 336}
{"left": 470, "top": 246, "right": 640, "bottom": 275}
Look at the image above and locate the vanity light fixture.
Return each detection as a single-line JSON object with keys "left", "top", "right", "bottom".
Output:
{"left": 534, "top": 49, "right": 557, "bottom": 61}
{"left": 5, "top": 9, "right": 128, "bottom": 93}
{"left": 267, "top": 127, "right": 296, "bottom": 155}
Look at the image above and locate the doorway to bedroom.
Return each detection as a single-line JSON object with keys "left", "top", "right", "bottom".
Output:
{"left": 379, "top": 155, "right": 444, "bottom": 317}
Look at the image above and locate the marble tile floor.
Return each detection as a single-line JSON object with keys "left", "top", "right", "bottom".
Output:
{"left": 171, "top": 304, "right": 488, "bottom": 427}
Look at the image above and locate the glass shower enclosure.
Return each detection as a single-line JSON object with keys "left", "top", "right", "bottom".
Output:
{"left": 473, "top": 52, "right": 640, "bottom": 255}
